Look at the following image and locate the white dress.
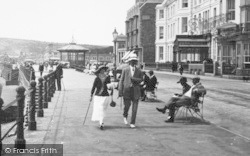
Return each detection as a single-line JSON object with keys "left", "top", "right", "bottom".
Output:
{"left": 91, "top": 76, "right": 111, "bottom": 123}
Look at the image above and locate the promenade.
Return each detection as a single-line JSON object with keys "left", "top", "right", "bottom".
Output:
{"left": 1, "top": 67, "right": 250, "bottom": 156}
{"left": 21, "top": 68, "right": 250, "bottom": 156}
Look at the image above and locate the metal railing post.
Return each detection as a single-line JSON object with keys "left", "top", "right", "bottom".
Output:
{"left": 37, "top": 78, "right": 44, "bottom": 117}
{"left": 15, "top": 86, "right": 26, "bottom": 149}
{"left": 28, "top": 81, "right": 36, "bottom": 130}
{"left": 43, "top": 75, "right": 48, "bottom": 108}
{"left": 50, "top": 73, "right": 54, "bottom": 98}
{"left": 0, "top": 98, "right": 3, "bottom": 153}
{"left": 47, "top": 74, "right": 51, "bottom": 102}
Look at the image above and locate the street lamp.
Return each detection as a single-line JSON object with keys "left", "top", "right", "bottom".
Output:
{"left": 112, "top": 28, "right": 118, "bottom": 81}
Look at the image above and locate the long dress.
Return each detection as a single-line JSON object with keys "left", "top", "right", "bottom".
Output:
{"left": 91, "top": 76, "right": 111, "bottom": 123}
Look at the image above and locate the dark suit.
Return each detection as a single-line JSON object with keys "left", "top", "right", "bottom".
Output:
{"left": 55, "top": 65, "right": 63, "bottom": 91}
{"left": 119, "top": 66, "right": 143, "bottom": 124}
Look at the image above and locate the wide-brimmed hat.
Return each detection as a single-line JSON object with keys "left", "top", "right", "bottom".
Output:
{"left": 177, "top": 77, "right": 187, "bottom": 83}
{"left": 148, "top": 70, "right": 154, "bottom": 75}
{"left": 94, "top": 65, "right": 108, "bottom": 75}
{"left": 126, "top": 53, "right": 138, "bottom": 62}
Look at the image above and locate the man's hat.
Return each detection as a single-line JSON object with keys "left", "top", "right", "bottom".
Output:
{"left": 192, "top": 76, "right": 200, "bottom": 82}
{"left": 126, "top": 53, "right": 138, "bottom": 62}
{"left": 177, "top": 77, "right": 187, "bottom": 83}
{"left": 94, "top": 65, "right": 108, "bottom": 75}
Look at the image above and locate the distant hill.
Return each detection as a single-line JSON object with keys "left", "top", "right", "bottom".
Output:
{"left": 0, "top": 38, "right": 112, "bottom": 58}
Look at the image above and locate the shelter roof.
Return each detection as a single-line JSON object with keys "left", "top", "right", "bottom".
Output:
{"left": 57, "top": 42, "right": 89, "bottom": 52}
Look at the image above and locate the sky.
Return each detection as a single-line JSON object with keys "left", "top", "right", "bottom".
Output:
{"left": 0, "top": 0, "right": 135, "bottom": 46}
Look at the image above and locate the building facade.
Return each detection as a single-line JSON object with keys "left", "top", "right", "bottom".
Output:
{"left": 155, "top": 0, "right": 250, "bottom": 75}
{"left": 113, "top": 33, "right": 126, "bottom": 66}
{"left": 126, "top": 0, "right": 164, "bottom": 64}
{"left": 216, "top": 0, "right": 250, "bottom": 75}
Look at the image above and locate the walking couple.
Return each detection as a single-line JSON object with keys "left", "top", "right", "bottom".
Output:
{"left": 90, "top": 53, "right": 143, "bottom": 130}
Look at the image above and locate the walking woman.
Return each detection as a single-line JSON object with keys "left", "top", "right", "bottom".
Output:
{"left": 90, "top": 65, "right": 111, "bottom": 130}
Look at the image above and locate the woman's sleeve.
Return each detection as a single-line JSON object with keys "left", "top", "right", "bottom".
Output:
{"left": 91, "top": 77, "right": 97, "bottom": 96}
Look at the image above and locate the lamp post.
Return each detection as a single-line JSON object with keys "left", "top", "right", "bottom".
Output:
{"left": 112, "top": 28, "right": 118, "bottom": 81}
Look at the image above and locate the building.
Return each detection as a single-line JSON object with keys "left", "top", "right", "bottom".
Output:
{"left": 216, "top": 0, "right": 250, "bottom": 75}
{"left": 126, "top": 0, "right": 164, "bottom": 64}
{"left": 85, "top": 46, "right": 113, "bottom": 64}
{"left": 112, "top": 29, "right": 127, "bottom": 66}
{"left": 155, "top": 0, "right": 250, "bottom": 75}
{"left": 155, "top": 0, "right": 222, "bottom": 63}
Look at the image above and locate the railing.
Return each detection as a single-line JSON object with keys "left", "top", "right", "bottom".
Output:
{"left": 0, "top": 67, "right": 58, "bottom": 151}
{"left": 222, "top": 64, "right": 236, "bottom": 75}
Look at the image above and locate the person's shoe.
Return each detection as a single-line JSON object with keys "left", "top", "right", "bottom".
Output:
{"left": 99, "top": 123, "right": 104, "bottom": 130}
{"left": 164, "top": 119, "right": 174, "bottom": 123}
{"left": 156, "top": 107, "right": 166, "bottom": 114}
{"left": 130, "top": 124, "right": 136, "bottom": 128}
{"left": 123, "top": 118, "right": 128, "bottom": 125}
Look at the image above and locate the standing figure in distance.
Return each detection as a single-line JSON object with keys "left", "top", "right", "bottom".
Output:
{"left": 178, "top": 63, "right": 184, "bottom": 75}
{"left": 118, "top": 53, "right": 143, "bottom": 128}
{"left": 55, "top": 63, "right": 63, "bottom": 91}
{"left": 39, "top": 62, "right": 44, "bottom": 77}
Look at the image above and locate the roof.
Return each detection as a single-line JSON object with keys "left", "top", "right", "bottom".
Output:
{"left": 57, "top": 43, "right": 89, "bottom": 52}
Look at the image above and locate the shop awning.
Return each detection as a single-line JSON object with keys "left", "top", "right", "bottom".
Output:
{"left": 174, "top": 35, "right": 210, "bottom": 52}
{"left": 217, "top": 22, "right": 237, "bottom": 29}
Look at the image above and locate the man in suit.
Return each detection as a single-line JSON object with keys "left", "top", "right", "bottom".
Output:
{"left": 157, "top": 77, "right": 206, "bottom": 122}
{"left": 55, "top": 63, "right": 63, "bottom": 91}
{"left": 118, "top": 53, "right": 143, "bottom": 128}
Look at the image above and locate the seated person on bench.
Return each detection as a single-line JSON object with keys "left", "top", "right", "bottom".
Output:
{"left": 145, "top": 70, "right": 158, "bottom": 96}
{"left": 156, "top": 77, "right": 206, "bottom": 122}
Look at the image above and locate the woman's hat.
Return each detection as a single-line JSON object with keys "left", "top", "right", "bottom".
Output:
{"left": 94, "top": 65, "right": 108, "bottom": 75}
{"left": 126, "top": 53, "right": 138, "bottom": 62}
{"left": 177, "top": 77, "right": 187, "bottom": 83}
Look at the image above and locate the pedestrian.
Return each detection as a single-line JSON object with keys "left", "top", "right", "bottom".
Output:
{"left": 29, "top": 65, "right": 36, "bottom": 80}
{"left": 90, "top": 65, "right": 111, "bottom": 130}
{"left": 44, "top": 62, "right": 48, "bottom": 71}
{"left": 55, "top": 63, "right": 63, "bottom": 91}
{"left": 178, "top": 63, "right": 184, "bottom": 75}
{"left": 39, "top": 63, "right": 44, "bottom": 77}
{"left": 118, "top": 53, "right": 143, "bottom": 128}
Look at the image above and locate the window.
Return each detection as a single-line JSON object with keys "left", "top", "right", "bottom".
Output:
{"left": 194, "top": 0, "right": 197, "bottom": 6}
{"left": 227, "top": 0, "right": 235, "bottom": 21}
{"left": 228, "top": 0, "right": 235, "bottom": 10}
{"left": 182, "top": 17, "right": 188, "bottom": 33}
{"left": 182, "top": 0, "right": 188, "bottom": 8}
{"left": 159, "top": 10, "right": 164, "bottom": 19}
{"left": 244, "top": 44, "right": 250, "bottom": 64}
{"left": 159, "top": 47, "right": 164, "bottom": 61}
{"left": 159, "top": 26, "right": 164, "bottom": 39}
{"left": 247, "top": 8, "right": 250, "bottom": 22}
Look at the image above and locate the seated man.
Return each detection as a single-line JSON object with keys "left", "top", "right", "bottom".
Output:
{"left": 146, "top": 70, "right": 158, "bottom": 95}
{"left": 156, "top": 77, "right": 190, "bottom": 114}
{"left": 156, "top": 77, "right": 206, "bottom": 122}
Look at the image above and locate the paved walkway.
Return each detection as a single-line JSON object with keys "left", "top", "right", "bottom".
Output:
{"left": 12, "top": 68, "right": 248, "bottom": 156}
